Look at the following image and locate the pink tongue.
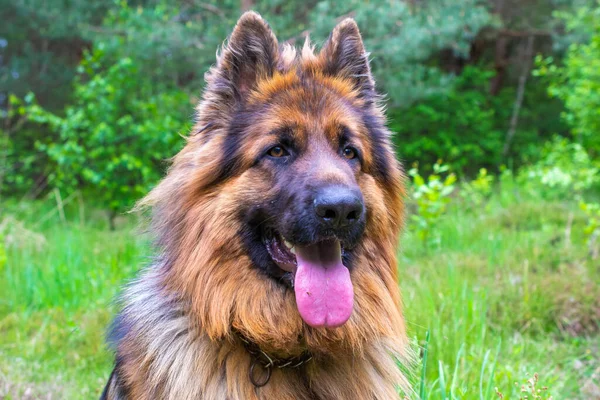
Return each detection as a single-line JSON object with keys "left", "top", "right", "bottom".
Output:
{"left": 294, "top": 240, "right": 354, "bottom": 328}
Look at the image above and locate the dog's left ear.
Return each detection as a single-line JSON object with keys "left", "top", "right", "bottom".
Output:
{"left": 321, "top": 19, "right": 375, "bottom": 99}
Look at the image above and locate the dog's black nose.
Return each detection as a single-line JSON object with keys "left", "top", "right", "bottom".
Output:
{"left": 314, "top": 186, "right": 364, "bottom": 229}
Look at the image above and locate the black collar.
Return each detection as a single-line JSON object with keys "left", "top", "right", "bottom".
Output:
{"left": 237, "top": 334, "right": 313, "bottom": 387}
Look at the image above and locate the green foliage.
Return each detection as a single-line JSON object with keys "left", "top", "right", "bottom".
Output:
{"left": 1, "top": 0, "right": 496, "bottom": 198}
{"left": 580, "top": 201, "right": 600, "bottom": 241}
{"left": 0, "top": 95, "right": 50, "bottom": 195}
{"left": 92, "top": 0, "right": 237, "bottom": 95}
{"left": 2, "top": 0, "right": 591, "bottom": 198}
{"left": 535, "top": 2, "right": 600, "bottom": 153}
{"left": 460, "top": 168, "right": 495, "bottom": 208}
{"left": 389, "top": 60, "right": 572, "bottom": 174}
{"left": 0, "top": 235, "right": 5, "bottom": 270}
{"left": 390, "top": 67, "right": 507, "bottom": 173}
{"left": 2, "top": 0, "right": 492, "bottom": 110}
{"left": 517, "top": 136, "right": 599, "bottom": 199}
{"left": 22, "top": 48, "right": 189, "bottom": 221}
{"left": 0, "top": 0, "right": 109, "bottom": 109}
{"left": 408, "top": 161, "right": 457, "bottom": 247}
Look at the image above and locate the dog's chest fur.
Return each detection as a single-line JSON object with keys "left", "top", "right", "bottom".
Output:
{"left": 104, "top": 271, "right": 407, "bottom": 400}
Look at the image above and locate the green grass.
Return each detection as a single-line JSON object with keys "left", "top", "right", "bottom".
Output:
{"left": 1, "top": 188, "right": 598, "bottom": 399}
{"left": 401, "top": 196, "right": 599, "bottom": 398}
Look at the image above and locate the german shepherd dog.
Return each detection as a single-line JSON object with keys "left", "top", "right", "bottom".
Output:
{"left": 102, "top": 11, "right": 411, "bottom": 399}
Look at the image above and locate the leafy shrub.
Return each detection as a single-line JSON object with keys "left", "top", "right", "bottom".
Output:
{"left": 408, "top": 161, "right": 457, "bottom": 247}
{"left": 535, "top": 3, "right": 600, "bottom": 154}
{"left": 22, "top": 48, "right": 190, "bottom": 227}
{"left": 389, "top": 62, "right": 567, "bottom": 175}
{"left": 0, "top": 96, "right": 51, "bottom": 196}
{"left": 94, "top": 1, "right": 231, "bottom": 95}
{"left": 517, "top": 136, "right": 598, "bottom": 199}
{"left": 390, "top": 67, "right": 504, "bottom": 173}
{"left": 581, "top": 202, "right": 600, "bottom": 237}
{"left": 460, "top": 168, "right": 494, "bottom": 208}
{"left": 580, "top": 201, "right": 600, "bottom": 258}
{"left": 0, "top": 235, "right": 5, "bottom": 270}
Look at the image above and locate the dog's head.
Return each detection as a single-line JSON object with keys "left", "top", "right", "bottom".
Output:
{"left": 143, "top": 12, "right": 406, "bottom": 353}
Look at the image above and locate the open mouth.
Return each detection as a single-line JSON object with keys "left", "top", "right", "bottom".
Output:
{"left": 263, "top": 230, "right": 354, "bottom": 328}
{"left": 263, "top": 231, "right": 297, "bottom": 273}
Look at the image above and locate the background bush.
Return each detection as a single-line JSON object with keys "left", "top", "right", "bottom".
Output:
{"left": 536, "top": 3, "right": 600, "bottom": 154}
{"left": 14, "top": 48, "right": 190, "bottom": 226}
{"left": 2, "top": 0, "right": 598, "bottom": 209}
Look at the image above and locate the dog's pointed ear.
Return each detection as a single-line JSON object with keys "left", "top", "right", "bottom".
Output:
{"left": 321, "top": 19, "right": 375, "bottom": 98}
{"left": 215, "top": 12, "right": 279, "bottom": 105}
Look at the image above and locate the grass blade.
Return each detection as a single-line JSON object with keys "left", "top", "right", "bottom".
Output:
{"left": 450, "top": 344, "right": 464, "bottom": 398}
{"left": 484, "top": 340, "right": 502, "bottom": 399}
{"left": 479, "top": 349, "right": 491, "bottom": 400}
{"left": 420, "top": 330, "right": 430, "bottom": 400}
{"left": 438, "top": 360, "right": 447, "bottom": 399}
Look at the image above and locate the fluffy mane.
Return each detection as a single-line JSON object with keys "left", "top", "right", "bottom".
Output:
{"left": 108, "top": 12, "right": 414, "bottom": 400}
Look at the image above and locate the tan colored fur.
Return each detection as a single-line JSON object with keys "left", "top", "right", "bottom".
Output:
{"left": 105, "top": 12, "right": 413, "bottom": 400}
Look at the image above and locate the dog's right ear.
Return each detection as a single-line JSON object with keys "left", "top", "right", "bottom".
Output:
{"left": 205, "top": 12, "right": 279, "bottom": 117}
{"left": 320, "top": 19, "right": 374, "bottom": 100}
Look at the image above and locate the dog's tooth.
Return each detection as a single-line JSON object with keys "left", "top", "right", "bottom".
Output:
{"left": 290, "top": 247, "right": 296, "bottom": 255}
{"left": 284, "top": 240, "right": 292, "bottom": 249}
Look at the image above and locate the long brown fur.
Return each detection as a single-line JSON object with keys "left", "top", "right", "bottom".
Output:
{"left": 103, "top": 12, "right": 413, "bottom": 400}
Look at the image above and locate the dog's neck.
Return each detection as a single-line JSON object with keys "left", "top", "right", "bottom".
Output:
{"left": 235, "top": 330, "right": 313, "bottom": 387}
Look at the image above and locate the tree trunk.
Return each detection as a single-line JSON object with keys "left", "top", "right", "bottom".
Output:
{"left": 490, "top": 35, "right": 509, "bottom": 95}
{"left": 502, "top": 34, "right": 535, "bottom": 158}
{"left": 108, "top": 210, "right": 118, "bottom": 231}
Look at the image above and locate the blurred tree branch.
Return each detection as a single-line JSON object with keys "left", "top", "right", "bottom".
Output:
{"left": 503, "top": 34, "right": 535, "bottom": 158}
{"left": 499, "top": 29, "right": 551, "bottom": 37}
{"left": 82, "top": 26, "right": 127, "bottom": 37}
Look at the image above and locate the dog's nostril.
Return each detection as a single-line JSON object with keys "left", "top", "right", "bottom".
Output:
{"left": 323, "top": 209, "right": 337, "bottom": 220}
{"left": 346, "top": 210, "right": 357, "bottom": 221}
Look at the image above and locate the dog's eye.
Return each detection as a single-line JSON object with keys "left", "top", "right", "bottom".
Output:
{"left": 267, "top": 145, "right": 288, "bottom": 158}
{"left": 343, "top": 146, "right": 357, "bottom": 160}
